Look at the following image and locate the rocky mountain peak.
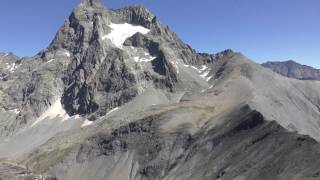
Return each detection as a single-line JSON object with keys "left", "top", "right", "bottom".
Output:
{"left": 0, "top": 52, "right": 18, "bottom": 59}
{"left": 80, "top": 0, "right": 104, "bottom": 7}
{"left": 0, "top": 1, "right": 221, "bottom": 125}
{"left": 282, "top": 60, "right": 301, "bottom": 66}
{"left": 262, "top": 60, "right": 320, "bottom": 80}
{"left": 114, "top": 5, "right": 155, "bottom": 23}
{"left": 215, "top": 49, "right": 235, "bottom": 57}
{"left": 42, "top": 1, "right": 187, "bottom": 119}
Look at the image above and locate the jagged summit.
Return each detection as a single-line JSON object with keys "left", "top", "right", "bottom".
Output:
{"left": 80, "top": 0, "right": 103, "bottom": 7}
{"left": 0, "top": 52, "right": 18, "bottom": 58}
{"left": 113, "top": 4, "right": 155, "bottom": 23}
{"left": 41, "top": 0, "right": 218, "bottom": 119}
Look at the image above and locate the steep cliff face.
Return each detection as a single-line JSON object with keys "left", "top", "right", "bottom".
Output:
{"left": 45, "top": 0, "right": 214, "bottom": 119}
{"left": 0, "top": 0, "right": 217, "bottom": 130}
{"left": 262, "top": 60, "right": 320, "bottom": 80}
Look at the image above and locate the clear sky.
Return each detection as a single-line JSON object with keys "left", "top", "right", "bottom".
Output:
{"left": 0, "top": 0, "right": 319, "bottom": 68}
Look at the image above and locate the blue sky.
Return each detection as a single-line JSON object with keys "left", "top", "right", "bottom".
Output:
{"left": 0, "top": 0, "right": 319, "bottom": 68}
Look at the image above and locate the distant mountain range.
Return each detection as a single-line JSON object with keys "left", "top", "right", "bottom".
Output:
{"left": 262, "top": 60, "right": 320, "bottom": 80}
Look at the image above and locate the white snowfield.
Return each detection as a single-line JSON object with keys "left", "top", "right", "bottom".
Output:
{"left": 81, "top": 120, "right": 93, "bottom": 127}
{"left": 80, "top": 107, "right": 120, "bottom": 127}
{"left": 171, "top": 61, "right": 180, "bottom": 73}
{"left": 133, "top": 53, "right": 156, "bottom": 63}
{"left": 31, "top": 99, "right": 70, "bottom": 127}
{"left": 199, "top": 65, "right": 207, "bottom": 71}
{"left": 47, "top": 59, "right": 55, "bottom": 63}
{"left": 124, "top": 45, "right": 156, "bottom": 64}
{"left": 9, "top": 109, "right": 20, "bottom": 114}
{"left": 106, "top": 107, "right": 119, "bottom": 116}
{"left": 102, "top": 23, "right": 150, "bottom": 48}
{"left": 64, "top": 51, "right": 71, "bottom": 57}
{"left": 200, "top": 70, "right": 210, "bottom": 78}
{"left": 6, "top": 63, "right": 18, "bottom": 72}
{"left": 186, "top": 65, "right": 212, "bottom": 81}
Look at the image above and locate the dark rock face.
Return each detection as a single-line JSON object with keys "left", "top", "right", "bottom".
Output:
{"left": 110, "top": 5, "right": 155, "bottom": 27}
{"left": 47, "top": 0, "right": 212, "bottom": 118}
{"left": 262, "top": 60, "right": 320, "bottom": 80}
{"left": 53, "top": 3, "right": 169, "bottom": 117}
{"left": 0, "top": 0, "right": 218, "bottom": 133}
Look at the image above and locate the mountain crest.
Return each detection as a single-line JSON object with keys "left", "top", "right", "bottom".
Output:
{"left": 80, "top": 0, "right": 103, "bottom": 7}
{"left": 262, "top": 60, "right": 320, "bottom": 80}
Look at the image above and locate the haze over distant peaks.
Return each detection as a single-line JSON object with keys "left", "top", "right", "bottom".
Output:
{"left": 262, "top": 60, "right": 320, "bottom": 80}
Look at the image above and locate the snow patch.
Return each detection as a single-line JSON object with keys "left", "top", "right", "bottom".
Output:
{"left": 200, "top": 65, "right": 208, "bottom": 71}
{"left": 200, "top": 70, "right": 212, "bottom": 81}
{"left": 133, "top": 57, "right": 140, "bottom": 62}
{"left": 171, "top": 61, "right": 179, "bottom": 74}
{"left": 188, "top": 65, "right": 212, "bottom": 81}
{"left": 102, "top": 23, "right": 150, "bottom": 48}
{"left": 73, "top": 115, "right": 81, "bottom": 119}
{"left": 72, "top": 115, "right": 94, "bottom": 128}
{"left": 201, "top": 85, "right": 214, "bottom": 93}
{"left": 9, "top": 109, "right": 20, "bottom": 114}
{"left": 47, "top": 59, "right": 55, "bottom": 63}
{"left": 31, "top": 99, "right": 70, "bottom": 127}
{"left": 6, "top": 63, "right": 18, "bottom": 72}
{"left": 200, "top": 71, "right": 210, "bottom": 78}
{"left": 206, "top": 76, "right": 213, "bottom": 81}
{"left": 81, "top": 120, "right": 93, "bottom": 127}
{"left": 133, "top": 52, "right": 156, "bottom": 63}
{"left": 106, "top": 107, "right": 119, "bottom": 116}
{"left": 64, "top": 51, "right": 71, "bottom": 57}
{"left": 190, "top": 66, "right": 200, "bottom": 73}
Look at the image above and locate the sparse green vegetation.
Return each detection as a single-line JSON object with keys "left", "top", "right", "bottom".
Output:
{"left": 28, "top": 144, "right": 78, "bottom": 173}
